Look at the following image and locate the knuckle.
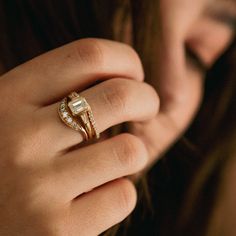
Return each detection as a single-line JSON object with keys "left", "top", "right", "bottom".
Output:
{"left": 9, "top": 128, "right": 42, "bottom": 167}
{"left": 143, "top": 82, "right": 160, "bottom": 114}
{"left": 121, "top": 43, "right": 137, "bottom": 58}
{"left": 47, "top": 219, "right": 68, "bottom": 236}
{"left": 116, "top": 178, "right": 137, "bottom": 214}
{"left": 28, "top": 178, "right": 55, "bottom": 206}
{"left": 113, "top": 133, "right": 147, "bottom": 170}
{"left": 36, "top": 216, "right": 67, "bottom": 236}
{"left": 122, "top": 45, "right": 144, "bottom": 81}
{"left": 6, "top": 135, "right": 32, "bottom": 168}
{"left": 16, "top": 173, "right": 55, "bottom": 210}
{"left": 101, "top": 79, "right": 132, "bottom": 117}
{"left": 73, "top": 38, "right": 105, "bottom": 68}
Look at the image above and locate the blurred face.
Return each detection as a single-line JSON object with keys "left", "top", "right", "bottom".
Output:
{"left": 157, "top": 0, "right": 235, "bottom": 113}
{"left": 124, "top": 0, "right": 236, "bottom": 168}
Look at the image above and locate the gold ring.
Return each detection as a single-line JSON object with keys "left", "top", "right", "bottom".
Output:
{"left": 58, "top": 97, "right": 89, "bottom": 140}
{"left": 58, "top": 92, "right": 100, "bottom": 141}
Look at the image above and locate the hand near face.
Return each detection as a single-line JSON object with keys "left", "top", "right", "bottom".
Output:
{"left": 0, "top": 38, "right": 160, "bottom": 235}
{"left": 0, "top": 35, "right": 207, "bottom": 234}
{"left": 0, "top": 0, "right": 235, "bottom": 234}
{"left": 129, "top": 0, "right": 235, "bottom": 171}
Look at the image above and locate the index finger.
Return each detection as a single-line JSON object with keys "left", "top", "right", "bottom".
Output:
{"left": 1, "top": 38, "right": 144, "bottom": 106}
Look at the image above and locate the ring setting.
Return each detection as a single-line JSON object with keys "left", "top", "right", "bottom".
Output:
{"left": 58, "top": 92, "right": 100, "bottom": 141}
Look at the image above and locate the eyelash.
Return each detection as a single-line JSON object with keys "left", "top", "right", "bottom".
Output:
{"left": 185, "top": 45, "right": 208, "bottom": 73}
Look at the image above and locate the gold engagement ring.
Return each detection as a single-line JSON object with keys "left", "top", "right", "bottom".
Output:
{"left": 58, "top": 92, "right": 100, "bottom": 141}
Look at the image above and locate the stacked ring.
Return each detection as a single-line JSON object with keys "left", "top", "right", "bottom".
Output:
{"left": 58, "top": 92, "right": 100, "bottom": 141}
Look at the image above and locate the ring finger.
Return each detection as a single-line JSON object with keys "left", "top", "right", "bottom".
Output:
{"left": 38, "top": 78, "right": 159, "bottom": 151}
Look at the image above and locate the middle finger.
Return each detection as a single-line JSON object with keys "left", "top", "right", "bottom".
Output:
{"left": 38, "top": 78, "right": 159, "bottom": 151}
{"left": 52, "top": 133, "right": 148, "bottom": 202}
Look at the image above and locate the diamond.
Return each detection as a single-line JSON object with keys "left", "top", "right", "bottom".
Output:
{"left": 68, "top": 97, "right": 88, "bottom": 115}
{"left": 67, "top": 117, "right": 73, "bottom": 123}
{"left": 62, "top": 112, "right": 68, "bottom": 118}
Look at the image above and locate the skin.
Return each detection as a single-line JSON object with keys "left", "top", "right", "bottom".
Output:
{"left": 0, "top": 0, "right": 235, "bottom": 235}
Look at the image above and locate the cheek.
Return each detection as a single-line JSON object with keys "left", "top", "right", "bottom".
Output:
{"left": 154, "top": 40, "right": 203, "bottom": 115}
{"left": 153, "top": 41, "right": 204, "bottom": 130}
{"left": 186, "top": 17, "right": 234, "bottom": 66}
{"left": 166, "top": 67, "right": 204, "bottom": 130}
{"left": 159, "top": 0, "right": 208, "bottom": 39}
{"left": 182, "top": 68, "right": 204, "bottom": 121}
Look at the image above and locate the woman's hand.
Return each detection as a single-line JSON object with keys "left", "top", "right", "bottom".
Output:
{"left": 0, "top": 38, "right": 159, "bottom": 235}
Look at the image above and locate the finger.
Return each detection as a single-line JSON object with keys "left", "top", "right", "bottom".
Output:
{"left": 52, "top": 133, "right": 147, "bottom": 201}
{"left": 69, "top": 178, "right": 137, "bottom": 236}
{"left": 1, "top": 38, "right": 144, "bottom": 106}
{"left": 40, "top": 78, "right": 159, "bottom": 149}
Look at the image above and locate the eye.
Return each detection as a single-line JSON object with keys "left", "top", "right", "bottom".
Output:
{"left": 185, "top": 44, "right": 208, "bottom": 74}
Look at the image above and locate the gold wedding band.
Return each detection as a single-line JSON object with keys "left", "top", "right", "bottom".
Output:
{"left": 58, "top": 92, "right": 100, "bottom": 141}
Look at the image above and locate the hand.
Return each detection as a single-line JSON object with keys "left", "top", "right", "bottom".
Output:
{"left": 0, "top": 38, "right": 159, "bottom": 235}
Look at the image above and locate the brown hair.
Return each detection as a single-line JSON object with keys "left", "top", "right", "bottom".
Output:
{"left": 0, "top": 1, "right": 235, "bottom": 235}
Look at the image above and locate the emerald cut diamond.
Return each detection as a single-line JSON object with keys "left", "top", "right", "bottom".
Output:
{"left": 68, "top": 97, "right": 89, "bottom": 115}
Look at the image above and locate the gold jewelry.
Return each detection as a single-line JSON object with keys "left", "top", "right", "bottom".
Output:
{"left": 58, "top": 97, "right": 89, "bottom": 140}
{"left": 58, "top": 92, "right": 100, "bottom": 141}
{"left": 68, "top": 92, "right": 100, "bottom": 139}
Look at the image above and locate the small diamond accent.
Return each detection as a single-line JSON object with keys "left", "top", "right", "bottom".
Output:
{"left": 67, "top": 117, "right": 73, "bottom": 123}
{"left": 87, "top": 110, "right": 100, "bottom": 139}
{"left": 60, "top": 104, "right": 65, "bottom": 111}
{"left": 62, "top": 112, "right": 68, "bottom": 118}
